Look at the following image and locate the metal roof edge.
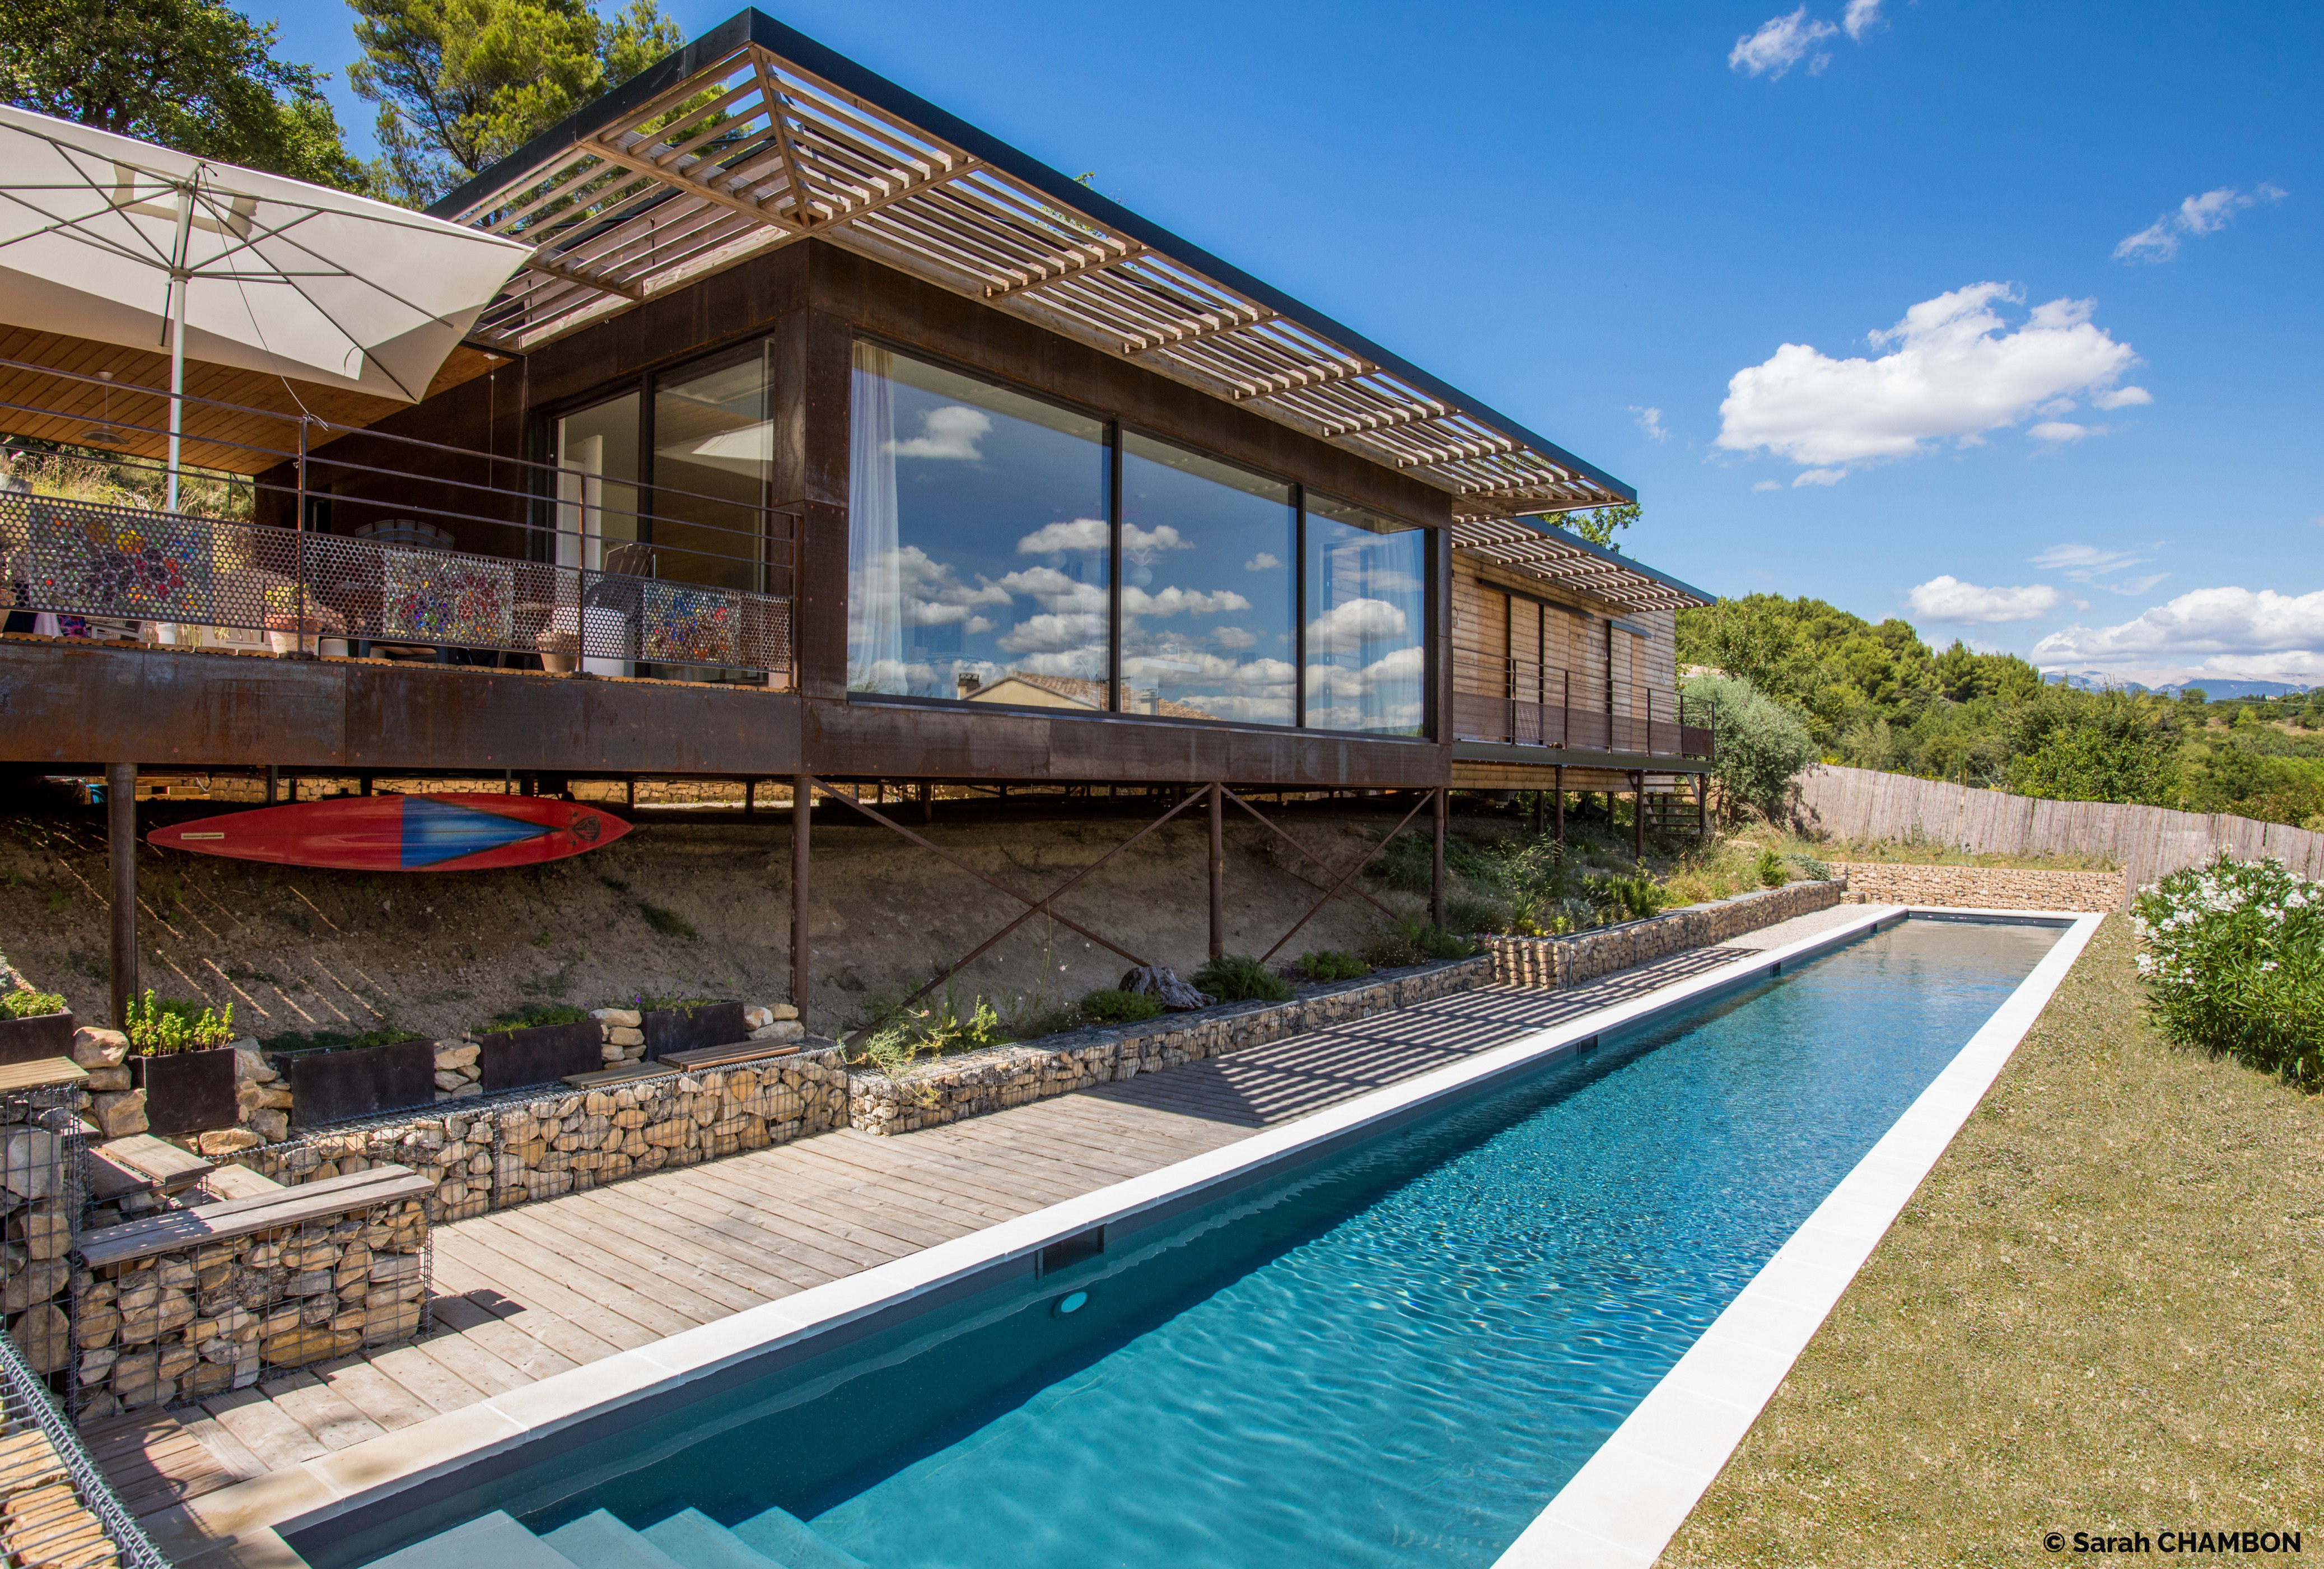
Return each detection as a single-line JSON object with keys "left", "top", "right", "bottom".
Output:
{"left": 1463, "top": 518, "right": 1718, "bottom": 608}
{"left": 428, "top": 8, "right": 1637, "bottom": 507}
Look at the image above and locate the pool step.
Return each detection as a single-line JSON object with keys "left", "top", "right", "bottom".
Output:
{"left": 733, "top": 1503, "right": 871, "bottom": 1569}
{"left": 365, "top": 1511, "right": 577, "bottom": 1569}
{"left": 544, "top": 1510, "right": 690, "bottom": 1569}
{"left": 372, "top": 1505, "right": 859, "bottom": 1569}
{"left": 641, "top": 1509, "right": 789, "bottom": 1568}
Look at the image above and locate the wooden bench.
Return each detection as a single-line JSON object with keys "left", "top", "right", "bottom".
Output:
{"left": 654, "top": 1040, "right": 801, "bottom": 1072}
{"left": 88, "top": 1134, "right": 213, "bottom": 1200}
{"left": 80, "top": 1166, "right": 430, "bottom": 1269}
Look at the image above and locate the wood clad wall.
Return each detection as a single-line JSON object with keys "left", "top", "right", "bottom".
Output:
{"left": 1452, "top": 555, "right": 1652, "bottom": 705}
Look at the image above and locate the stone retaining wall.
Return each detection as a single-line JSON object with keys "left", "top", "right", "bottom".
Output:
{"left": 849, "top": 958, "right": 1490, "bottom": 1136}
{"left": 225, "top": 1051, "right": 850, "bottom": 1222}
{"left": 74, "top": 1189, "right": 427, "bottom": 1421}
{"left": 1829, "top": 862, "right": 2121, "bottom": 912}
{"left": 1477, "top": 880, "right": 1844, "bottom": 989}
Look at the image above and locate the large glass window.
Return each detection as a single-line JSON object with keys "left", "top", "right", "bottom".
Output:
{"left": 554, "top": 392, "right": 640, "bottom": 574}
{"left": 652, "top": 346, "right": 773, "bottom": 594}
{"left": 1119, "top": 432, "right": 1295, "bottom": 724}
{"left": 848, "top": 344, "right": 1110, "bottom": 701}
{"left": 1304, "top": 493, "right": 1427, "bottom": 735}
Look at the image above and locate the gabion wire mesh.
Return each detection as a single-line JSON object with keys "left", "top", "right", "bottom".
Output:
{"left": 0, "top": 492, "right": 792, "bottom": 674}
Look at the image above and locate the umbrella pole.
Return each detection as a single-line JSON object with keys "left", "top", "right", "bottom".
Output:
{"left": 166, "top": 181, "right": 194, "bottom": 514}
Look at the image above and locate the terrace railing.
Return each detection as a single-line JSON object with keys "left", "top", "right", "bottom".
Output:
{"left": 1452, "top": 654, "right": 1712, "bottom": 760}
{"left": 0, "top": 358, "right": 795, "bottom": 683}
{"left": 2, "top": 491, "right": 791, "bottom": 676}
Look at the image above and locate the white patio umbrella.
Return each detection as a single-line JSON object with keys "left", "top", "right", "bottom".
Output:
{"left": 0, "top": 105, "right": 530, "bottom": 508}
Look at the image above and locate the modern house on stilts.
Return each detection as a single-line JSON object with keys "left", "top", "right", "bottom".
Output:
{"left": 0, "top": 8, "right": 1713, "bottom": 1030}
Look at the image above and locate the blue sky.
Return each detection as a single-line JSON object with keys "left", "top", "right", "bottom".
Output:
{"left": 262, "top": 0, "right": 2322, "bottom": 686}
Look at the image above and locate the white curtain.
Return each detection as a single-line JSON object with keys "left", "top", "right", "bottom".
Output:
{"left": 848, "top": 342, "right": 905, "bottom": 692}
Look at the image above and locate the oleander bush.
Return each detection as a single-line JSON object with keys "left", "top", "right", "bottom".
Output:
{"left": 2131, "top": 853, "right": 2324, "bottom": 1087}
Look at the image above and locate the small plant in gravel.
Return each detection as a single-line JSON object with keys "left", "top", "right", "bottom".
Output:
{"left": 2132, "top": 853, "right": 2323, "bottom": 1087}
{"left": 1192, "top": 953, "right": 1295, "bottom": 1003}
{"left": 480, "top": 1003, "right": 592, "bottom": 1033}
{"left": 1584, "top": 868, "right": 1669, "bottom": 923}
{"left": 1079, "top": 988, "right": 1164, "bottom": 1025}
{"left": 1296, "top": 950, "right": 1371, "bottom": 982}
{"left": 122, "top": 991, "right": 235, "bottom": 1055}
{"left": 1756, "top": 847, "right": 1790, "bottom": 888}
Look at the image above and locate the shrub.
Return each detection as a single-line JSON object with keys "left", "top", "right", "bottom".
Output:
{"left": 626, "top": 994, "right": 720, "bottom": 1016}
{"left": 480, "top": 1003, "right": 591, "bottom": 1033}
{"left": 1682, "top": 672, "right": 1818, "bottom": 825}
{"left": 1785, "top": 851, "right": 1832, "bottom": 881}
{"left": 2132, "top": 854, "right": 2323, "bottom": 1086}
{"left": 1296, "top": 949, "right": 1370, "bottom": 982}
{"left": 1442, "top": 888, "right": 1511, "bottom": 935}
{"left": 1080, "top": 988, "right": 1164, "bottom": 1025}
{"left": 1192, "top": 954, "right": 1295, "bottom": 1003}
{"left": 1584, "top": 868, "right": 1668, "bottom": 923}
{"left": 1, "top": 989, "right": 66, "bottom": 1019}
{"left": 122, "top": 991, "right": 235, "bottom": 1055}
{"left": 1756, "top": 847, "right": 1789, "bottom": 888}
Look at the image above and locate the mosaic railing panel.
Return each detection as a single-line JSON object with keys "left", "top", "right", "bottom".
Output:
{"left": 0, "top": 493, "right": 791, "bottom": 676}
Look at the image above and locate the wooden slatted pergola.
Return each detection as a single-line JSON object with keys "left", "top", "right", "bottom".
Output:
{"left": 1449, "top": 518, "right": 1713, "bottom": 614}
{"left": 431, "top": 7, "right": 1635, "bottom": 524}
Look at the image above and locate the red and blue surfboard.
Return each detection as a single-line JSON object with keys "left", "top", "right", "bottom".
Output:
{"left": 148, "top": 795, "right": 629, "bottom": 872}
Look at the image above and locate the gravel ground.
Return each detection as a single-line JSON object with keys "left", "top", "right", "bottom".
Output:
{"left": 1662, "top": 914, "right": 2324, "bottom": 1567}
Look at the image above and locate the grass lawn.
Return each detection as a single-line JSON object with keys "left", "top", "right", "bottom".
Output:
{"left": 1662, "top": 915, "right": 2324, "bottom": 1567}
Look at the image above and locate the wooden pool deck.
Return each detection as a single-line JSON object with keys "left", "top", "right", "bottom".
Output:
{"left": 88, "top": 921, "right": 1856, "bottom": 1539}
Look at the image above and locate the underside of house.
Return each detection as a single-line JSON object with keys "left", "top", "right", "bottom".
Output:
{"left": 0, "top": 7, "right": 1715, "bottom": 1016}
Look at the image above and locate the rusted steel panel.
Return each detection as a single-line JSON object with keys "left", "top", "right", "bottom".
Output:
{"left": 0, "top": 640, "right": 346, "bottom": 765}
{"left": 805, "top": 696, "right": 1446, "bottom": 788}
{"left": 0, "top": 640, "right": 804, "bottom": 774}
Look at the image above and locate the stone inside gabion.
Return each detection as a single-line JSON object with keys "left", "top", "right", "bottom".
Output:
{"left": 74, "top": 1195, "right": 430, "bottom": 1421}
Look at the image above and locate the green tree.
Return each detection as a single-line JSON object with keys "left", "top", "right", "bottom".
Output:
{"left": 0, "top": 0, "right": 365, "bottom": 188}
{"left": 1561, "top": 501, "right": 1640, "bottom": 553}
{"left": 349, "top": 0, "right": 682, "bottom": 206}
{"left": 2003, "top": 686, "right": 2181, "bottom": 806}
{"left": 1682, "top": 672, "right": 1819, "bottom": 826}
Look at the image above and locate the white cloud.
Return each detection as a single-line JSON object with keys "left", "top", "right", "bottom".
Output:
{"left": 997, "top": 611, "right": 1106, "bottom": 655}
{"left": 1841, "top": 0, "right": 1882, "bottom": 39}
{"left": 1752, "top": 479, "right": 1782, "bottom": 492}
{"left": 995, "top": 565, "right": 1106, "bottom": 614}
{"left": 1307, "top": 597, "right": 1411, "bottom": 650}
{"left": 1123, "top": 585, "right": 1249, "bottom": 618}
{"left": 1729, "top": 7, "right": 1837, "bottom": 77}
{"left": 1907, "top": 576, "right": 2063, "bottom": 624}
{"left": 1716, "top": 282, "right": 2139, "bottom": 477}
{"left": 2033, "top": 587, "right": 2324, "bottom": 668}
{"left": 2029, "top": 421, "right": 2099, "bottom": 444}
{"left": 1122, "top": 523, "right": 1190, "bottom": 561}
{"left": 1793, "top": 468, "right": 1846, "bottom": 487}
{"left": 2092, "top": 385, "right": 2153, "bottom": 410}
{"left": 1631, "top": 405, "right": 1669, "bottom": 442}
{"left": 1243, "top": 552, "right": 1282, "bottom": 572}
{"left": 1210, "top": 625, "right": 1258, "bottom": 650}
{"left": 2031, "top": 543, "right": 2150, "bottom": 581}
{"left": 887, "top": 404, "right": 991, "bottom": 460}
{"left": 2113, "top": 183, "right": 2287, "bottom": 264}
{"left": 2107, "top": 573, "right": 2168, "bottom": 596}
{"left": 1015, "top": 516, "right": 1108, "bottom": 555}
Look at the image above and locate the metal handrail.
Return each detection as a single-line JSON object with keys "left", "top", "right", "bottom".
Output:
{"left": 1450, "top": 651, "right": 1712, "bottom": 758}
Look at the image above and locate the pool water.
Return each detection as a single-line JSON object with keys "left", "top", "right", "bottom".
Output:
{"left": 356, "top": 918, "right": 2060, "bottom": 1569}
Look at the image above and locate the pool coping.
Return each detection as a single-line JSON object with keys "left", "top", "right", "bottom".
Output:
{"left": 161, "top": 902, "right": 2065, "bottom": 1567}
{"left": 1490, "top": 905, "right": 2106, "bottom": 1569}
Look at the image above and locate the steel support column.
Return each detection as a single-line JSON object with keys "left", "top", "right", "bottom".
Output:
{"left": 106, "top": 762, "right": 136, "bottom": 1028}
{"left": 1430, "top": 787, "right": 1448, "bottom": 928}
{"left": 1632, "top": 771, "right": 1645, "bottom": 859}
{"left": 1554, "top": 765, "right": 1565, "bottom": 844}
{"left": 1694, "top": 774, "right": 1709, "bottom": 840}
{"left": 1207, "top": 782, "right": 1225, "bottom": 960}
{"left": 791, "top": 773, "right": 811, "bottom": 1015}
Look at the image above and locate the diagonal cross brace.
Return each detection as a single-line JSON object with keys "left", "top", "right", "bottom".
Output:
{"left": 1224, "top": 787, "right": 1438, "bottom": 962}
{"left": 818, "top": 780, "right": 1207, "bottom": 1044}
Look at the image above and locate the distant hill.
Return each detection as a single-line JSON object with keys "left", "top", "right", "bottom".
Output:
{"left": 2154, "top": 678, "right": 2317, "bottom": 701}
{"left": 2045, "top": 670, "right": 2150, "bottom": 693}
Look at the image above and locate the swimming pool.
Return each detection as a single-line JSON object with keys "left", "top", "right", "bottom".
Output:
{"left": 333, "top": 916, "right": 2063, "bottom": 1569}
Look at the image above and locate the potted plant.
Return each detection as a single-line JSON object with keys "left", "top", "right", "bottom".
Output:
{"left": 271, "top": 1025, "right": 437, "bottom": 1125}
{"left": 634, "top": 995, "right": 749, "bottom": 1057}
{"left": 0, "top": 985, "right": 74, "bottom": 1067}
{"left": 472, "top": 1003, "right": 601, "bottom": 1090}
{"left": 535, "top": 625, "right": 580, "bottom": 674}
{"left": 124, "top": 992, "right": 240, "bottom": 1135}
